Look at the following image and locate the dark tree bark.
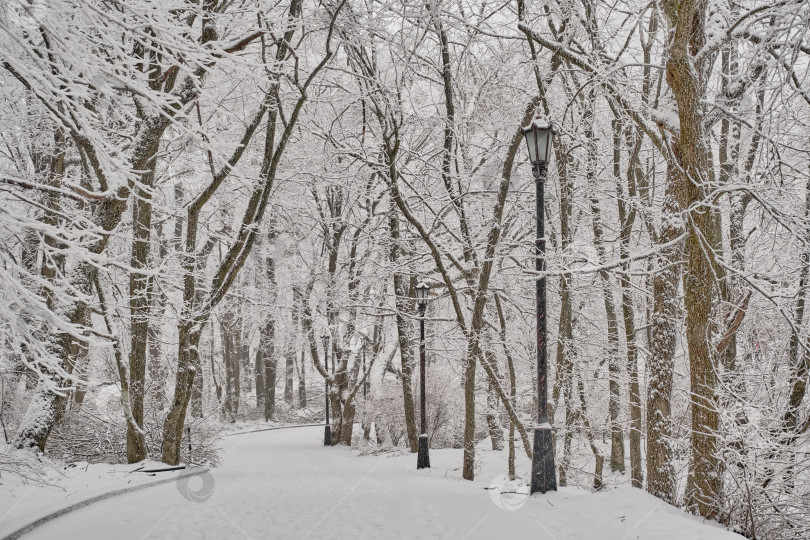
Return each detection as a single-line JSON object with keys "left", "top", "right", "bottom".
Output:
{"left": 484, "top": 349, "right": 505, "bottom": 451}
{"left": 389, "top": 212, "right": 419, "bottom": 453}
{"left": 297, "top": 351, "right": 307, "bottom": 408}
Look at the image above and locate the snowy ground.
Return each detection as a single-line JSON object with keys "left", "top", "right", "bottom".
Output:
{"left": 0, "top": 454, "right": 195, "bottom": 538}
{"left": 2, "top": 426, "right": 742, "bottom": 539}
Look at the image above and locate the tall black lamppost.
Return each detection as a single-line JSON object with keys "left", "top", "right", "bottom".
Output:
{"left": 361, "top": 334, "right": 368, "bottom": 399}
{"left": 522, "top": 116, "right": 557, "bottom": 494}
{"left": 321, "top": 334, "right": 331, "bottom": 446}
{"left": 415, "top": 281, "right": 431, "bottom": 469}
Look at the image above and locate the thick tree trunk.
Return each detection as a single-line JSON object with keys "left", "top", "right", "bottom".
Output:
{"left": 663, "top": 0, "right": 720, "bottom": 517}
{"left": 389, "top": 211, "right": 419, "bottom": 453}
{"left": 127, "top": 162, "right": 157, "bottom": 463}
{"left": 161, "top": 325, "right": 201, "bottom": 465}
{"left": 191, "top": 347, "right": 204, "bottom": 418}
{"left": 340, "top": 397, "right": 356, "bottom": 445}
{"left": 646, "top": 163, "right": 684, "bottom": 503}
{"left": 461, "top": 336, "right": 478, "bottom": 481}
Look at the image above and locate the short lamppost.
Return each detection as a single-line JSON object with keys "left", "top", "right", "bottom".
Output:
{"left": 522, "top": 116, "right": 557, "bottom": 494}
{"left": 415, "top": 281, "right": 431, "bottom": 469}
{"left": 321, "top": 334, "right": 331, "bottom": 446}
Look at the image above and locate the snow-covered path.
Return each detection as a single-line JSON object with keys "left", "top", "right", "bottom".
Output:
{"left": 23, "top": 426, "right": 741, "bottom": 539}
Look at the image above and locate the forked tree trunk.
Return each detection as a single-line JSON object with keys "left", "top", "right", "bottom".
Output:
{"left": 160, "top": 0, "right": 326, "bottom": 464}
{"left": 161, "top": 325, "right": 202, "bottom": 465}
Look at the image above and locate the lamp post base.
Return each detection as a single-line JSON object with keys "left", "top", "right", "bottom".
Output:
{"left": 324, "top": 424, "right": 331, "bottom": 447}
{"left": 530, "top": 425, "right": 557, "bottom": 494}
{"left": 417, "top": 434, "right": 430, "bottom": 469}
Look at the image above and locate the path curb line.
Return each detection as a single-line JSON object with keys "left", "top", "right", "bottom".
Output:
{"left": 2, "top": 423, "right": 322, "bottom": 539}
{"left": 1, "top": 466, "right": 209, "bottom": 540}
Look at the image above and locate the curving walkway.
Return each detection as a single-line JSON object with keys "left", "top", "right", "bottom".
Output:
{"left": 21, "top": 426, "right": 741, "bottom": 539}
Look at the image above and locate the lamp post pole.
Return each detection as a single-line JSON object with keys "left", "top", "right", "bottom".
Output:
{"left": 416, "top": 282, "right": 430, "bottom": 469}
{"left": 522, "top": 116, "right": 557, "bottom": 495}
{"left": 322, "top": 335, "right": 331, "bottom": 447}
{"left": 362, "top": 338, "right": 367, "bottom": 399}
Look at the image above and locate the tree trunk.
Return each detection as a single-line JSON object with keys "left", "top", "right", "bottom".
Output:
{"left": 297, "top": 351, "right": 307, "bottom": 408}
{"left": 587, "top": 106, "right": 624, "bottom": 473}
{"left": 663, "top": 0, "right": 720, "bottom": 517}
{"left": 261, "top": 319, "right": 277, "bottom": 420}
{"left": 389, "top": 211, "right": 419, "bottom": 453}
{"left": 340, "top": 397, "right": 356, "bottom": 446}
{"left": 646, "top": 162, "right": 684, "bottom": 503}
{"left": 614, "top": 120, "right": 644, "bottom": 488}
{"left": 161, "top": 324, "right": 201, "bottom": 465}
{"left": 241, "top": 320, "right": 252, "bottom": 394}
{"left": 553, "top": 143, "right": 575, "bottom": 485}
{"left": 461, "top": 336, "right": 477, "bottom": 481}
{"left": 495, "top": 294, "right": 518, "bottom": 480}
{"left": 784, "top": 178, "right": 810, "bottom": 431}
{"left": 485, "top": 349, "right": 504, "bottom": 451}
{"left": 221, "top": 317, "right": 235, "bottom": 421}
{"left": 255, "top": 345, "right": 265, "bottom": 409}
{"left": 232, "top": 317, "right": 242, "bottom": 418}
{"left": 127, "top": 159, "right": 158, "bottom": 463}
{"left": 284, "top": 340, "right": 295, "bottom": 405}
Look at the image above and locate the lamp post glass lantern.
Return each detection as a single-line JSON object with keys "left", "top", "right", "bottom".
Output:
{"left": 522, "top": 116, "right": 558, "bottom": 494}
{"left": 521, "top": 117, "right": 554, "bottom": 164}
{"left": 416, "top": 281, "right": 431, "bottom": 469}
{"left": 321, "top": 334, "right": 331, "bottom": 446}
